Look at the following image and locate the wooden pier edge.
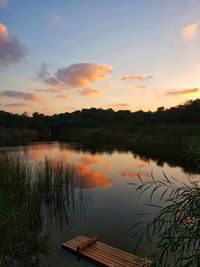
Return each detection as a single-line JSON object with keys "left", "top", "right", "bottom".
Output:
{"left": 62, "top": 235, "right": 151, "bottom": 267}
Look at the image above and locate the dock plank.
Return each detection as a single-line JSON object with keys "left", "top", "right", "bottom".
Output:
{"left": 62, "top": 235, "right": 151, "bottom": 267}
{"left": 66, "top": 240, "right": 136, "bottom": 267}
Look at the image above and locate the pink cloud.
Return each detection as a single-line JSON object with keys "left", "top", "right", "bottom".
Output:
{"left": 56, "top": 63, "right": 112, "bottom": 88}
{"left": 80, "top": 87, "right": 100, "bottom": 96}
{"left": 4, "top": 102, "right": 30, "bottom": 108}
{"left": 36, "top": 85, "right": 62, "bottom": 93}
{"left": 182, "top": 23, "right": 198, "bottom": 39}
{"left": 166, "top": 88, "right": 199, "bottom": 96}
{"left": 0, "top": 23, "right": 27, "bottom": 66}
{"left": 120, "top": 74, "right": 153, "bottom": 81}
{"left": 38, "top": 63, "right": 113, "bottom": 94}
{"left": 0, "top": 90, "right": 43, "bottom": 101}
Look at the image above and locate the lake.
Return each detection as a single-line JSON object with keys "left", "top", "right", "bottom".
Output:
{"left": 0, "top": 141, "right": 196, "bottom": 266}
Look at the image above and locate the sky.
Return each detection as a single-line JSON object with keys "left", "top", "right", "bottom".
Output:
{"left": 1, "top": 0, "right": 200, "bottom": 115}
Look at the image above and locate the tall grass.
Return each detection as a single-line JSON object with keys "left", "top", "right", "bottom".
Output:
{"left": 0, "top": 153, "right": 79, "bottom": 267}
{"left": 0, "top": 127, "right": 38, "bottom": 145}
{"left": 131, "top": 174, "right": 200, "bottom": 267}
{"left": 184, "top": 139, "right": 200, "bottom": 171}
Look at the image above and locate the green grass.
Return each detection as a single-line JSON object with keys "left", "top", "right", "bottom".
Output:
{"left": 0, "top": 152, "right": 76, "bottom": 266}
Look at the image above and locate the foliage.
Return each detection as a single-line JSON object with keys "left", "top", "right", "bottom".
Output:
{"left": 1, "top": 99, "right": 200, "bottom": 144}
{"left": 185, "top": 139, "right": 200, "bottom": 170}
{"left": 132, "top": 174, "right": 200, "bottom": 267}
{"left": 0, "top": 153, "right": 76, "bottom": 267}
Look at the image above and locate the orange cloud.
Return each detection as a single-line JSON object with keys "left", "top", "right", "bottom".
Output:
{"left": 166, "top": 88, "right": 199, "bottom": 96}
{"left": 56, "top": 63, "right": 112, "bottom": 88}
{"left": 0, "top": 23, "right": 7, "bottom": 38}
{"left": 80, "top": 88, "right": 100, "bottom": 97}
{"left": 81, "top": 155, "right": 100, "bottom": 165}
{"left": 182, "top": 23, "right": 198, "bottom": 39}
{"left": 0, "top": 90, "right": 43, "bottom": 101}
{"left": 72, "top": 155, "right": 111, "bottom": 188}
{"left": 25, "top": 145, "right": 71, "bottom": 161}
{"left": 39, "top": 62, "right": 112, "bottom": 91}
{"left": 0, "top": 23, "right": 27, "bottom": 66}
{"left": 120, "top": 74, "right": 153, "bottom": 81}
{"left": 75, "top": 163, "right": 112, "bottom": 189}
{"left": 21, "top": 145, "right": 111, "bottom": 189}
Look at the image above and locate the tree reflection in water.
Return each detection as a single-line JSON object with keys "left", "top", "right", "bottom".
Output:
{"left": 0, "top": 153, "right": 89, "bottom": 267}
{"left": 132, "top": 174, "right": 200, "bottom": 267}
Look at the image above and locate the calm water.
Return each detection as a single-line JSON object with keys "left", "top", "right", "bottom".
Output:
{"left": 0, "top": 142, "right": 195, "bottom": 266}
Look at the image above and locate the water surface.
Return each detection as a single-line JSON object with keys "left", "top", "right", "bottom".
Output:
{"left": 0, "top": 142, "right": 195, "bottom": 266}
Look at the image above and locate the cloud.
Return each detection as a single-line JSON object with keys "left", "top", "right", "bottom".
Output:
{"left": 0, "top": 90, "right": 43, "bottom": 101}
{"left": 81, "top": 155, "right": 100, "bottom": 165}
{"left": 0, "top": 23, "right": 27, "bottom": 66}
{"left": 182, "top": 23, "right": 198, "bottom": 39}
{"left": 55, "top": 94, "right": 69, "bottom": 100}
{"left": 80, "top": 87, "right": 100, "bottom": 96}
{"left": 39, "top": 62, "right": 112, "bottom": 89}
{"left": 36, "top": 85, "right": 62, "bottom": 93}
{"left": 38, "top": 62, "right": 50, "bottom": 79}
{"left": 56, "top": 63, "right": 112, "bottom": 88}
{"left": 120, "top": 74, "right": 153, "bottom": 81}
{"left": 4, "top": 102, "right": 30, "bottom": 108}
{"left": 72, "top": 155, "right": 111, "bottom": 189}
{"left": 0, "top": 0, "right": 7, "bottom": 6}
{"left": 111, "top": 103, "right": 130, "bottom": 110}
{"left": 166, "top": 88, "right": 199, "bottom": 96}
{"left": 75, "top": 164, "right": 112, "bottom": 189}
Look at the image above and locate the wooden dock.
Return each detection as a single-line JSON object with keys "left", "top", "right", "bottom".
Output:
{"left": 62, "top": 235, "right": 151, "bottom": 267}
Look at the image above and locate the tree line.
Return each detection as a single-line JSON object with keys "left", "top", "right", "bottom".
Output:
{"left": 1, "top": 99, "right": 200, "bottom": 144}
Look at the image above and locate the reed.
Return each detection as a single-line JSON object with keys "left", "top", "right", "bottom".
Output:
{"left": 131, "top": 173, "right": 200, "bottom": 266}
{"left": 184, "top": 138, "right": 200, "bottom": 170}
{"left": 0, "top": 152, "right": 79, "bottom": 266}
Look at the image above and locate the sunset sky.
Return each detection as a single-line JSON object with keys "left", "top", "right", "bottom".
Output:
{"left": 1, "top": 0, "right": 200, "bottom": 114}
